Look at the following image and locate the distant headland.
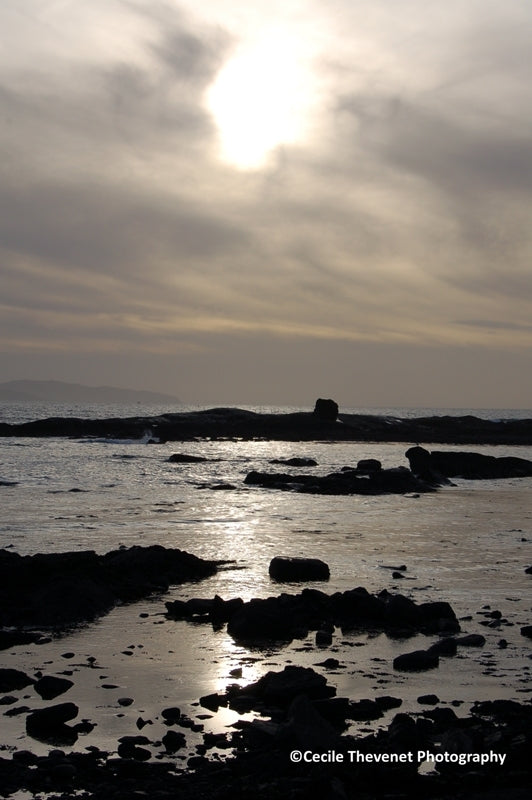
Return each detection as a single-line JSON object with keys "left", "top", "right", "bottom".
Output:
{"left": 0, "top": 380, "right": 181, "bottom": 405}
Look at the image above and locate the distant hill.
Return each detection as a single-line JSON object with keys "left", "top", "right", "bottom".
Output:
{"left": 0, "top": 380, "right": 181, "bottom": 405}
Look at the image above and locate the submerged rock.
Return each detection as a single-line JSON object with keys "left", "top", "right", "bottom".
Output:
{"left": 167, "top": 453, "right": 209, "bottom": 463}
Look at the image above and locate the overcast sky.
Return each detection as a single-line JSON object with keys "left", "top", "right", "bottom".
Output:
{"left": 1, "top": 0, "right": 531, "bottom": 408}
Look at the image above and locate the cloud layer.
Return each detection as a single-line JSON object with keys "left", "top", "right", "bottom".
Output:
{"left": 1, "top": 0, "right": 531, "bottom": 405}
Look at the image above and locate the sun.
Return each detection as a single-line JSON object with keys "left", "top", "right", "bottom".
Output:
{"left": 206, "top": 34, "right": 312, "bottom": 169}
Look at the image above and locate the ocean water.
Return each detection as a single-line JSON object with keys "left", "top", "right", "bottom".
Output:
{"left": 1, "top": 402, "right": 531, "bottom": 759}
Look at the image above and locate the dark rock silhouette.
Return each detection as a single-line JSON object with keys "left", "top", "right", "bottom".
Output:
{"left": 313, "top": 398, "right": 339, "bottom": 421}
{"left": 0, "top": 545, "right": 217, "bottom": 629}
{"left": 167, "top": 453, "right": 209, "bottom": 463}
{"left": 268, "top": 557, "right": 330, "bottom": 582}
{"left": 1, "top": 405, "right": 531, "bottom": 443}
{"left": 393, "top": 649, "right": 440, "bottom": 671}
{"left": 26, "top": 703, "right": 79, "bottom": 745}
{"left": 269, "top": 457, "right": 318, "bottom": 467}
{"left": 0, "top": 668, "right": 34, "bottom": 693}
{"left": 34, "top": 676, "right": 74, "bottom": 700}
{"left": 244, "top": 467, "right": 435, "bottom": 495}
{"left": 406, "top": 446, "right": 532, "bottom": 480}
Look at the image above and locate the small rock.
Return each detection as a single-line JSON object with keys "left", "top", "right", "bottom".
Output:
{"left": 417, "top": 694, "right": 439, "bottom": 705}
{"left": 117, "top": 697, "right": 134, "bottom": 707}
{"left": 161, "top": 706, "right": 181, "bottom": 724}
{"left": 393, "top": 650, "right": 439, "bottom": 672}
{"left": 269, "top": 557, "right": 330, "bottom": 582}
{"left": 162, "top": 730, "right": 186, "bottom": 753}
{"left": 456, "top": 634, "right": 486, "bottom": 647}
{"left": 316, "top": 629, "right": 333, "bottom": 647}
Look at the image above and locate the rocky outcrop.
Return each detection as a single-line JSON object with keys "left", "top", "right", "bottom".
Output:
{"left": 406, "top": 446, "right": 532, "bottom": 480}
{"left": 244, "top": 467, "right": 435, "bottom": 495}
{"left": 2, "top": 406, "right": 531, "bottom": 444}
{"left": 0, "top": 545, "right": 217, "bottom": 629}
{"left": 268, "top": 557, "right": 330, "bottom": 582}
{"left": 165, "top": 586, "right": 459, "bottom": 645}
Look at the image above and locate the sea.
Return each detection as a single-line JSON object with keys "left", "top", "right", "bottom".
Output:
{"left": 1, "top": 402, "right": 531, "bottom": 761}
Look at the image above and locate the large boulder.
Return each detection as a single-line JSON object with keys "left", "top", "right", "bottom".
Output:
{"left": 26, "top": 703, "right": 79, "bottom": 745}
{"left": 313, "top": 398, "right": 338, "bottom": 422}
{"left": 269, "top": 557, "right": 330, "bottom": 582}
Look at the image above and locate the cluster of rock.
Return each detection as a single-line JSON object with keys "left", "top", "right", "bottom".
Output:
{"left": 166, "top": 585, "right": 460, "bottom": 646}
{"left": 1, "top": 682, "right": 530, "bottom": 799}
{"left": 244, "top": 465, "right": 435, "bottom": 495}
{"left": 243, "top": 447, "right": 532, "bottom": 496}
{"left": 0, "top": 545, "right": 217, "bottom": 634}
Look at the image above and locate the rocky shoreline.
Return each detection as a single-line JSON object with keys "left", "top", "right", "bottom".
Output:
{"left": 1, "top": 546, "right": 531, "bottom": 798}
{"left": 1, "top": 402, "right": 532, "bottom": 444}
{"left": 0, "top": 546, "right": 218, "bottom": 640}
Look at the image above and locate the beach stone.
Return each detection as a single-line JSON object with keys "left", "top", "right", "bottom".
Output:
{"left": 456, "top": 634, "right": 486, "bottom": 647}
{"left": 117, "top": 697, "right": 134, "bottom": 707}
{"left": 161, "top": 706, "right": 181, "bottom": 724}
{"left": 393, "top": 650, "right": 439, "bottom": 672}
{"left": 167, "top": 453, "right": 209, "bottom": 463}
{"left": 375, "top": 696, "right": 403, "bottom": 711}
{"left": 357, "top": 459, "right": 382, "bottom": 472}
{"left": 269, "top": 457, "right": 318, "bottom": 467}
{"left": 315, "top": 629, "right": 333, "bottom": 646}
{"left": 0, "top": 668, "right": 34, "bottom": 693}
{"left": 0, "top": 695, "right": 18, "bottom": 705}
{"left": 417, "top": 694, "right": 440, "bottom": 705}
{"left": 269, "top": 557, "right": 330, "bottom": 582}
{"left": 26, "top": 703, "right": 79, "bottom": 745}
{"left": 162, "top": 730, "right": 186, "bottom": 753}
{"left": 314, "top": 658, "right": 340, "bottom": 670}
{"left": 229, "top": 666, "right": 335, "bottom": 709}
{"left": 349, "top": 699, "right": 383, "bottom": 720}
{"left": 34, "top": 676, "right": 74, "bottom": 700}
{"left": 117, "top": 742, "right": 151, "bottom": 761}
{"left": 520, "top": 625, "right": 532, "bottom": 639}
{"left": 26, "top": 703, "right": 78, "bottom": 730}
{"left": 427, "top": 637, "right": 458, "bottom": 657}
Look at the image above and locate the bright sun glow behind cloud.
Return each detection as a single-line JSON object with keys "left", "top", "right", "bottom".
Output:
{"left": 206, "top": 33, "right": 315, "bottom": 169}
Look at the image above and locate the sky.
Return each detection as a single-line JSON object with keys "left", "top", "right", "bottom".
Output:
{"left": 1, "top": 0, "right": 531, "bottom": 408}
